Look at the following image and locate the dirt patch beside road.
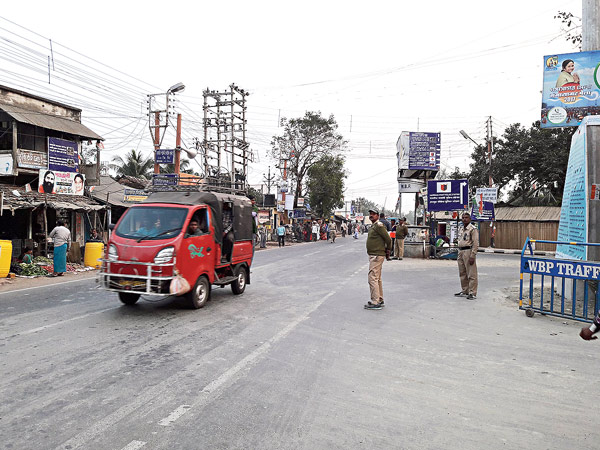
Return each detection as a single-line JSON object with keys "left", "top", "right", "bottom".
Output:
{"left": 0, "top": 269, "right": 98, "bottom": 294}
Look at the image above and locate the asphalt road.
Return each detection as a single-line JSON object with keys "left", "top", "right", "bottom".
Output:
{"left": 1, "top": 236, "right": 598, "bottom": 450}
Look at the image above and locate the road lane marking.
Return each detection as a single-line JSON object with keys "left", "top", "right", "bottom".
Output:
{"left": 120, "top": 441, "right": 146, "bottom": 450}
{"left": 200, "top": 290, "right": 336, "bottom": 397}
{"left": 55, "top": 290, "right": 338, "bottom": 449}
{"left": 158, "top": 405, "right": 191, "bottom": 426}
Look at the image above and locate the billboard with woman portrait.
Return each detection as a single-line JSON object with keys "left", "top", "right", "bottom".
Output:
{"left": 541, "top": 50, "right": 600, "bottom": 128}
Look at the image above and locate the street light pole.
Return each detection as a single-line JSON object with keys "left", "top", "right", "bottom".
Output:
{"left": 148, "top": 82, "right": 186, "bottom": 176}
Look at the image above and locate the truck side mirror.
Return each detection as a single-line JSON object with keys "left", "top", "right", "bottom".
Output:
{"left": 109, "top": 223, "right": 115, "bottom": 231}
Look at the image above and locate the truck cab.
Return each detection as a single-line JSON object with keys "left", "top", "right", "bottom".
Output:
{"left": 100, "top": 191, "right": 254, "bottom": 308}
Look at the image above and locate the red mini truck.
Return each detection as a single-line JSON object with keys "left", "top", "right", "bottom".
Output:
{"left": 100, "top": 191, "right": 254, "bottom": 308}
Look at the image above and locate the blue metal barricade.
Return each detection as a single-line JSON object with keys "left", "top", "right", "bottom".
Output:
{"left": 520, "top": 238, "right": 600, "bottom": 322}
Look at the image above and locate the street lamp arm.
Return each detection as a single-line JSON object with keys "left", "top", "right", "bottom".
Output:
{"left": 459, "top": 130, "right": 479, "bottom": 146}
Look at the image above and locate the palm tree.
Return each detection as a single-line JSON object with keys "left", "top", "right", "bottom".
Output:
{"left": 110, "top": 150, "right": 154, "bottom": 179}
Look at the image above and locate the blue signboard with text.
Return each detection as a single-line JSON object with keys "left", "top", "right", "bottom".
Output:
{"left": 155, "top": 149, "right": 175, "bottom": 164}
{"left": 470, "top": 200, "right": 495, "bottom": 221}
{"left": 409, "top": 132, "right": 441, "bottom": 170}
{"left": 48, "top": 137, "right": 79, "bottom": 173}
{"left": 427, "top": 179, "right": 469, "bottom": 212}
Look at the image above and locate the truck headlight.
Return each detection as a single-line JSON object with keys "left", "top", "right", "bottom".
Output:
{"left": 108, "top": 244, "right": 118, "bottom": 261}
{"left": 154, "top": 246, "right": 175, "bottom": 264}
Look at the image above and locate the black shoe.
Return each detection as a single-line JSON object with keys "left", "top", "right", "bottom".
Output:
{"left": 466, "top": 294, "right": 477, "bottom": 300}
{"left": 367, "top": 300, "right": 384, "bottom": 307}
{"left": 364, "top": 303, "right": 383, "bottom": 310}
{"left": 454, "top": 291, "right": 467, "bottom": 297}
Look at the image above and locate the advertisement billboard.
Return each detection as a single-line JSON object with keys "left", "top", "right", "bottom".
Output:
{"left": 541, "top": 50, "right": 600, "bottom": 128}
{"left": 427, "top": 179, "right": 469, "bottom": 212}
{"left": 38, "top": 169, "right": 85, "bottom": 195}
{"left": 48, "top": 137, "right": 79, "bottom": 172}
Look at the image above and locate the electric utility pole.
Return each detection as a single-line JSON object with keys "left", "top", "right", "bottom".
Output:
{"left": 486, "top": 116, "right": 493, "bottom": 187}
{"left": 263, "top": 166, "right": 275, "bottom": 194}
{"left": 202, "top": 84, "right": 251, "bottom": 192}
{"left": 583, "top": 0, "right": 600, "bottom": 260}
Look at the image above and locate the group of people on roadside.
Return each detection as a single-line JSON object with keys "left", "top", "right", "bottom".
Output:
{"left": 364, "top": 210, "right": 479, "bottom": 310}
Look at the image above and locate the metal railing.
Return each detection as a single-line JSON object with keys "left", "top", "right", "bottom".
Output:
{"left": 519, "top": 238, "right": 600, "bottom": 322}
{"left": 99, "top": 258, "right": 176, "bottom": 296}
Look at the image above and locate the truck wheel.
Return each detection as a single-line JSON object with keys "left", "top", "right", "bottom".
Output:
{"left": 188, "top": 275, "right": 211, "bottom": 309}
{"left": 231, "top": 265, "right": 247, "bottom": 295}
{"left": 119, "top": 292, "right": 140, "bottom": 305}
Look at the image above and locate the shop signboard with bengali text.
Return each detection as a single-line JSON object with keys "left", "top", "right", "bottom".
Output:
{"left": 17, "top": 149, "right": 47, "bottom": 170}
{"left": 123, "top": 189, "right": 148, "bottom": 203}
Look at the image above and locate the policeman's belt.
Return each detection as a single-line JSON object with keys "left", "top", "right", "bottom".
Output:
{"left": 459, "top": 246, "right": 472, "bottom": 250}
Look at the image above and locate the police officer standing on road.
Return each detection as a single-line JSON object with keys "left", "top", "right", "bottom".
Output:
{"left": 455, "top": 212, "right": 479, "bottom": 300}
{"left": 364, "top": 209, "right": 392, "bottom": 310}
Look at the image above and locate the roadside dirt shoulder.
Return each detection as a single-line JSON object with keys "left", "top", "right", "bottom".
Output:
{"left": 0, "top": 270, "right": 98, "bottom": 294}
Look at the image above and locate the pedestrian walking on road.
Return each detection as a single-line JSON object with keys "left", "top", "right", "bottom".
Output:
{"left": 329, "top": 222, "right": 336, "bottom": 243}
{"left": 454, "top": 213, "right": 479, "bottom": 300}
{"left": 49, "top": 220, "right": 71, "bottom": 277}
{"left": 364, "top": 209, "right": 392, "bottom": 310}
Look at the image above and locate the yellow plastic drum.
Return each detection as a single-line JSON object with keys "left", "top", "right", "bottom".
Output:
{"left": 84, "top": 242, "right": 104, "bottom": 268}
{"left": 0, "top": 240, "right": 12, "bottom": 278}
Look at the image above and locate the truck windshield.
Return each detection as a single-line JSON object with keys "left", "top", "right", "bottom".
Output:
{"left": 115, "top": 206, "right": 188, "bottom": 240}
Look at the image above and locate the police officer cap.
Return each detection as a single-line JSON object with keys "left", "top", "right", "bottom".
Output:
{"left": 368, "top": 209, "right": 379, "bottom": 215}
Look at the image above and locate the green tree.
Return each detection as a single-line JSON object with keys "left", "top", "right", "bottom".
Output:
{"left": 270, "top": 111, "right": 346, "bottom": 207}
{"left": 352, "top": 197, "right": 380, "bottom": 216}
{"left": 110, "top": 150, "right": 154, "bottom": 179}
{"left": 462, "top": 121, "right": 572, "bottom": 206}
{"left": 247, "top": 186, "right": 264, "bottom": 206}
{"left": 161, "top": 158, "right": 199, "bottom": 175}
{"left": 306, "top": 155, "right": 346, "bottom": 218}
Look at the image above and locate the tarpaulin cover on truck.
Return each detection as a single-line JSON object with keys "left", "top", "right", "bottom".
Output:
{"left": 142, "top": 191, "right": 253, "bottom": 245}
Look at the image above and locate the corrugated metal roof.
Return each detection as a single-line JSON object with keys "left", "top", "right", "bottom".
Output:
{"left": 0, "top": 103, "right": 103, "bottom": 140}
{"left": 91, "top": 176, "right": 132, "bottom": 207}
{"left": 495, "top": 206, "right": 561, "bottom": 221}
{"left": 0, "top": 184, "right": 105, "bottom": 211}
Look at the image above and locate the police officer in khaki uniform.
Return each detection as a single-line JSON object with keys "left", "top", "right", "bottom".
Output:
{"left": 454, "top": 212, "right": 479, "bottom": 299}
{"left": 365, "top": 209, "right": 392, "bottom": 310}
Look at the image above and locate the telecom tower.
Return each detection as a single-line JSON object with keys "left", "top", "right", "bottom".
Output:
{"left": 201, "top": 84, "right": 251, "bottom": 193}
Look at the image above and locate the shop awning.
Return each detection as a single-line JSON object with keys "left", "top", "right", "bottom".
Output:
{"left": 0, "top": 103, "right": 103, "bottom": 140}
{"left": 0, "top": 186, "right": 106, "bottom": 213}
